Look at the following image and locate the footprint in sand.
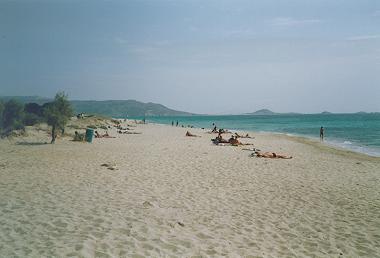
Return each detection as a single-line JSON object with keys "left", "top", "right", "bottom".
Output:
{"left": 101, "top": 163, "right": 118, "bottom": 170}
{"left": 143, "top": 201, "right": 154, "bottom": 208}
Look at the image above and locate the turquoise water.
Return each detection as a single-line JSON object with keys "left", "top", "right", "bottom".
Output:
{"left": 144, "top": 113, "right": 380, "bottom": 157}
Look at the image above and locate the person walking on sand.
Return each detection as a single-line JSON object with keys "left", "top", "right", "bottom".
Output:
{"left": 320, "top": 126, "right": 324, "bottom": 141}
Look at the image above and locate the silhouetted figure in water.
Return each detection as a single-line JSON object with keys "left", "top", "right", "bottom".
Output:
{"left": 176, "top": 120, "right": 179, "bottom": 127}
{"left": 320, "top": 126, "right": 324, "bottom": 141}
{"left": 172, "top": 121, "right": 174, "bottom": 126}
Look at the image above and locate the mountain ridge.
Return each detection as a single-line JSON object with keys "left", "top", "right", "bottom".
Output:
{"left": 0, "top": 96, "right": 194, "bottom": 117}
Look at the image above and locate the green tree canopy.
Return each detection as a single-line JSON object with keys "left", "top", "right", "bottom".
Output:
{"left": 44, "top": 92, "right": 73, "bottom": 143}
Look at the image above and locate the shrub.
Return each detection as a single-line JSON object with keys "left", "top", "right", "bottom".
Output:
{"left": 1, "top": 99, "right": 24, "bottom": 134}
{"left": 24, "top": 103, "right": 44, "bottom": 117}
{"left": 23, "top": 112, "right": 43, "bottom": 126}
{"left": 44, "top": 92, "right": 73, "bottom": 143}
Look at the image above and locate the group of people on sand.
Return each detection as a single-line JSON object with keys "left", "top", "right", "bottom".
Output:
{"left": 116, "top": 124, "right": 142, "bottom": 135}
{"left": 185, "top": 123, "right": 293, "bottom": 159}
{"left": 211, "top": 130, "right": 253, "bottom": 146}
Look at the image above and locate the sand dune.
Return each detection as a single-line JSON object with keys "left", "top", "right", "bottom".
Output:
{"left": 0, "top": 120, "right": 379, "bottom": 257}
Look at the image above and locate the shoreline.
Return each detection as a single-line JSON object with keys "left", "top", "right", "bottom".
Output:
{"left": 147, "top": 120, "right": 380, "bottom": 160}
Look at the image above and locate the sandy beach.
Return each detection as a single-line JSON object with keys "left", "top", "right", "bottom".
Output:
{"left": 0, "top": 118, "right": 380, "bottom": 257}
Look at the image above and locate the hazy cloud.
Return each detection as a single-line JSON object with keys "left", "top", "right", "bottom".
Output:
{"left": 219, "top": 28, "right": 256, "bottom": 38}
{"left": 271, "top": 17, "right": 322, "bottom": 27}
{"left": 346, "top": 35, "right": 380, "bottom": 41}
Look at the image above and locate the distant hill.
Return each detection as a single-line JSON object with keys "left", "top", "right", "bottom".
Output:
{"left": 356, "top": 111, "right": 380, "bottom": 114}
{"left": 0, "top": 96, "right": 52, "bottom": 105}
{"left": 244, "top": 109, "right": 302, "bottom": 116}
{"left": 245, "top": 109, "right": 277, "bottom": 115}
{"left": 70, "top": 100, "right": 193, "bottom": 117}
{"left": 0, "top": 96, "right": 194, "bottom": 117}
{"left": 321, "top": 111, "right": 332, "bottom": 114}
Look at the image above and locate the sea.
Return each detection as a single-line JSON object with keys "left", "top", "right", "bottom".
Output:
{"left": 142, "top": 113, "right": 380, "bottom": 157}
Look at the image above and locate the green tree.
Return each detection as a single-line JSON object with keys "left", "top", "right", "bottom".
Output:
{"left": 44, "top": 92, "right": 73, "bottom": 143}
{"left": 1, "top": 99, "right": 24, "bottom": 134}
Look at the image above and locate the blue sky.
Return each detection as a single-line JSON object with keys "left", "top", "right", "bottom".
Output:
{"left": 0, "top": 0, "right": 379, "bottom": 114}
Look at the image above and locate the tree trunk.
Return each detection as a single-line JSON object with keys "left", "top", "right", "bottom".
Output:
{"left": 51, "top": 125, "right": 56, "bottom": 144}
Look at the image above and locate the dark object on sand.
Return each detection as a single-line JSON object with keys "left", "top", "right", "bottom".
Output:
{"left": 85, "top": 128, "right": 94, "bottom": 143}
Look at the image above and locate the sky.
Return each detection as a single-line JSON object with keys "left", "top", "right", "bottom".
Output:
{"left": 0, "top": 0, "right": 379, "bottom": 114}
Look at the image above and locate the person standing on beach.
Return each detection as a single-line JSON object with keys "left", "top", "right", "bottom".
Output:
{"left": 320, "top": 126, "right": 324, "bottom": 141}
{"left": 176, "top": 120, "right": 178, "bottom": 127}
{"left": 172, "top": 121, "right": 174, "bottom": 126}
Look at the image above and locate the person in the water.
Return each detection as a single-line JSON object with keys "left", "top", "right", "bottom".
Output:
{"left": 320, "top": 126, "right": 324, "bottom": 141}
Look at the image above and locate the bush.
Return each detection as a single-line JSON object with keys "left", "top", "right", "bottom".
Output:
{"left": 24, "top": 103, "right": 44, "bottom": 117}
{"left": 1, "top": 99, "right": 24, "bottom": 133}
{"left": 23, "top": 112, "right": 43, "bottom": 126}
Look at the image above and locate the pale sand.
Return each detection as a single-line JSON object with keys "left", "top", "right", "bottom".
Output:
{"left": 0, "top": 119, "right": 380, "bottom": 257}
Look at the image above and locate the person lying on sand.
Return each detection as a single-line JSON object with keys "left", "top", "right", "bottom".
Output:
{"left": 116, "top": 125, "right": 133, "bottom": 130}
{"left": 95, "top": 131, "right": 116, "bottom": 138}
{"left": 252, "top": 151, "right": 292, "bottom": 159}
{"left": 186, "top": 131, "right": 200, "bottom": 137}
{"left": 211, "top": 133, "right": 230, "bottom": 144}
{"left": 228, "top": 135, "right": 254, "bottom": 146}
{"left": 118, "top": 130, "right": 142, "bottom": 135}
{"left": 235, "top": 132, "right": 254, "bottom": 139}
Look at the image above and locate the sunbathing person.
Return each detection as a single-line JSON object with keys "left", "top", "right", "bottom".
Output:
{"left": 235, "top": 132, "right": 254, "bottom": 139}
{"left": 212, "top": 133, "right": 229, "bottom": 144}
{"left": 102, "top": 132, "right": 116, "bottom": 138}
{"left": 186, "top": 131, "right": 200, "bottom": 137}
{"left": 228, "top": 135, "right": 254, "bottom": 146}
{"left": 95, "top": 131, "right": 115, "bottom": 138}
{"left": 253, "top": 151, "right": 292, "bottom": 159}
{"left": 95, "top": 131, "right": 102, "bottom": 138}
{"left": 118, "top": 130, "right": 142, "bottom": 135}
